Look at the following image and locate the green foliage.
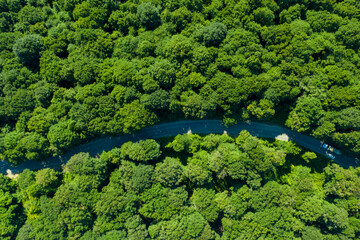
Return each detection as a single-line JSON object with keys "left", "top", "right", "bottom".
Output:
{"left": 148, "top": 212, "right": 216, "bottom": 239}
{"left": 129, "top": 164, "right": 154, "bottom": 192}
{"left": 279, "top": 4, "right": 301, "bottom": 23}
{"left": 125, "top": 215, "right": 149, "bottom": 240}
{"left": 154, "top": 157, "right": 184, "bottom": 187}
{"left": 113, "top": 100, "right": 158, "bottom": 134}
{"left": 0, "top": 173, "right": 25, "bottom": 240}
{"left": 64, "top": 152, "right": 108, "bottom": 188}
{"left": 180, "top": 90, "right": 217, "bottom": 119}
{"left": 302, "top": 151, "right": 317, "bottom": 163}
{"left": 195, "top": 22, "right": 228, "bottom": 47}
{"left": 166, "top": 133, "right": 201, "bottom": 153}
{"left": 137, "top": 2, "right": 161, "bottom": 30}
{"left": 335, "top": 107, "right": 360, "bottom": 131}
{"left": 139, "top": 184, "right": 188, "bottom": 221}
{"left": 94, "top": 180, "right": 138, "bottom": 234}
{"left": 35, "top": 168, "right": 59, "bottom": 189}
{"left": 0, "top": 0, "right": 359, "bottom": 164}
{"left": 336, "top": 18, "right": 360, "bottom": 51}
{"left": 1, "top": 4, "right": 360, "bottom": 239}
{"left": 307, "top": 10, "right": 343, "bottom": 32}
{"left": 120, "top": 139, "right": 161, "bottom": 162}
{"left": 192, "top": 188, "right": 220, "bottom": 222}
{"left": 141, "top": 89, "right": 170, "bottom": 110}
{"left": 247, "top": 99, "right": 275, "bottom": 120}
{"left": 17, "top": 5, "right": 45, "bottom": 25}
{"left": 254, "top": 7, "right": 275, "bottom": 26}
{"left": 19, "top": 132, "right": 49, "bottom": 161}
{"left": 3, "top": 131, "right": 360, "bottom": 239}
{"left": 0, "top": 189, "right": 25, "bottom": 240}
{"left": 164, "top": 34, "right": 193, "bottom": 62}
{"left": 286, "top": 97, "right": 324, "bottom": 132}
{"left": 186, "top": 162, "right": 212, "bottom": 186}
{"left": 13, "top": 34, "right": 44, "bottom": 67}
{"left": 0, "top": 131, "right": 25, "bottom": 165}
{"left": 47, "top": 120, "right": 80, "bottom": 152}
{"left": 302, "top": 226, "right": 323, "bottom": 240}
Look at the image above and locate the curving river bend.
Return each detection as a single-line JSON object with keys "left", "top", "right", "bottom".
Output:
{"left": 1, "top": 120, "right": 358, "bottom": 174}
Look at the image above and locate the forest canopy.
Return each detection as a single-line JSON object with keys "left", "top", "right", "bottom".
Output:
{"left": 1, "top": 0, "right": 360, "bottom": 165}
{"left": 1, "top": 132, "right": 360, "bottom": 239}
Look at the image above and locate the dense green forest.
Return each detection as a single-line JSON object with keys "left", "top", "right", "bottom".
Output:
{"left": 2, "top": 132, "right": 360, "bottom": 239}
{"left": 0, "top": 0, "right": 360, "bottom": 165}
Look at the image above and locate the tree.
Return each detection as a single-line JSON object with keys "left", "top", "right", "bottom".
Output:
{"left": 136, "top": 39, "right": 155, "bottom": 57}
{"left": 72, "top": 2, "right": 108, "bottom": 29}
{"left": 247, "top": 99, "right": 275, "bottom": 120}
{"left": 15, "top": 223, "right": 33, "bottom": 240}
{"left": 335, "top": 107, "right": 360, "bottom": 131}
{"left": 71, "top": 57, "right": 100, "bottom": 86}
{"left": 47, "top": 120, "right": 80, "bottom": 152}
{"left": 4, "top": 89, "right": 36, "bottom": 121}
{"left": 180, "top": 91, "right": 217, "bottom": 119}
{"left": 302, "top": 226, "right": 323, "bottom": 240}
{"left": 162, "top": 7, "right": 192, "bottom": 32}
{"left": 25, "top": 196, "right": 67, "bottom": 239}
{"left": 18, "top": 132, "right": 49, "bottom": 161}
{"left": 148, "top": 59, "right": 176, "bottom": 89}
{"left": 336, "top": 18, "right": 360, "bottom": 51}
{"left": 312, "top": 121, "right": 336, "bottom": 139}
{"left": 208, "top": 143, "right": 248, "bottom": 180}
{"left": 137, "top": 2, "right": 161, "bottom": 30}
{"left": 108, "top": 10, "right": 137, "bottom": 35}
{"left": 56, "top": 206, "right": 93, "bottom": 239}
{"left": 155, "top": 157, "right": 184, "bottom": 187}
{"left": 307, "top": 10, "right": 342, "bottom": 32}
{"left": 0, "top": 130, "right": 25, "bottom": 165}
{"left": 324, "top": 65, "right": 350, "bottom": 86}
{"left": 195, "top": 22, "right": 228, "bottom": 47}
{"left": 332, "top": 131, "right": 360, "bottom": 156}
{"left": 254, "top": 7, "right": 275, "bottom": 26}
{"left": 286, "top": 97, "right": 324, "bottom": 132}
{"left": 191, "top": 188, "right": 220, "bottom": 222}
{"left": 125, "top": 215, "right": 149, "bottom": 240}
{"left": 65, "top": 152, "right": 107, "bottom": 176}
{"left": 17, "top": 5, "right": 44, "bottom": 25}
{"left": 94, "top": 177, "right": 138, "bottom": 234}
{"left": 221, "top": 185, "right": 251, "bottom": 219}
{"left": 163, "top": 35, "right": 193, "bottom": 63}
{"left": 263, "top": 79, "right": 292, "bottom": 104}
{"left": 279, "top": 4, "right": 301, "bottom": 23}
{"left": 323, "top": 165, "right": 360, "bottom": 198}
{"left": 13, "top": 34, "right": 44, "bottom": 67}
{"left": 192, "top": 46, "right": 214, "bottom": 73}
{"left": 166, "top": 134, "right": 201, "bottom": 153}
{"left": 186, "top": 163, "right": 212, "bottom": 187}
{"left": 288, "top": 166, "right": 314, "bottom": 192}
{"left": 148, "top": 212, "right": 216, "bottom": 239}
{"left": 296, "top": 195, "right": 324, "bottom": 223}
{"left": 301, "top": 152, "right": 317, "bottom": 163}
{"left": 321, "top": 202, "right": 349, "bottom": 231}
{"left": 141, "top": 89, "right": 170, "bottom": 111}
{"left": 112, "top": 100, "right": 158, "bottom": 134}
{"left": 128, "top": 164, "right": 154, "bottom": 193}
{"left": 17, "top": 169, "right": 36, "bottom": 192}
{"left": 139, "top": 184, "right": 188, "bottom": 221}
{"left": 120, "top": 139, "right": 161, "bottom": 162}
{"left": 0, "top": 190, "right": 25, "bottom": 240}
{"left": 0, "top": 173, "right": 25, "bottom": 240}
{"left": 35, "top": 168, "right": 59, "bottom": 189}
